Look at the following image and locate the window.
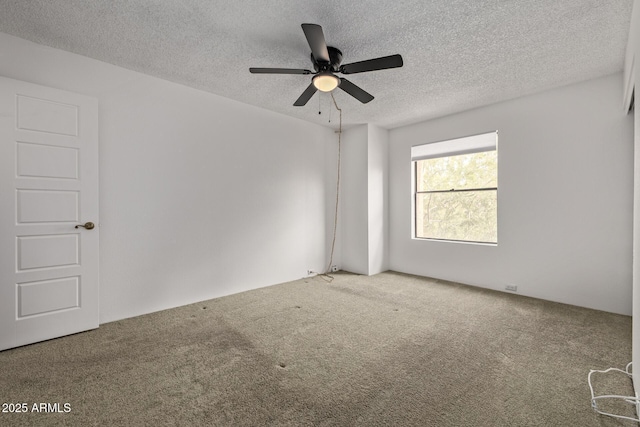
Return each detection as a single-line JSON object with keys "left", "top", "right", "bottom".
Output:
{"left": 412, "top": 132, "right": 497, "bottom": 244}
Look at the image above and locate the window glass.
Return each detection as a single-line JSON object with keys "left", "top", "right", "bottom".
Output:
{"left": 414, "top": 133, "right": 497, "bottom": 244}
{"left": 415, "top": 190, "right": 497, "bottom": 243}
{"left": 416, "top": 151, "right": 497, "bottom": 192}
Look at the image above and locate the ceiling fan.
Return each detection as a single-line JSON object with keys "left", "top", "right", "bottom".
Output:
{"left": 250, "top": 23, "right": 403, "bottom": 106}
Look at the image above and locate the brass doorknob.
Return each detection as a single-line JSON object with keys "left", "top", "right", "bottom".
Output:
{"left": 75, "top": 222, "right": 95, "bottom": 230}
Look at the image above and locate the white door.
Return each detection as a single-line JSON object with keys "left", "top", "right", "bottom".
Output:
{"left": 0, "top": 76, "right": 99, "bottom": 351}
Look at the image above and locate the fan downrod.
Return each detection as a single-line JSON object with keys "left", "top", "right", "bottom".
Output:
{"left": 311, "top": 46, "right": 343, "bottom": 73}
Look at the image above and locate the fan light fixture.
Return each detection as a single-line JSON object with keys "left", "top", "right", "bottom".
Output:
{"left": 249, "top": 24, "right": 404, "bottom": 106}
{"left": 313, "top": 72, "right": 340, "bottom": 92}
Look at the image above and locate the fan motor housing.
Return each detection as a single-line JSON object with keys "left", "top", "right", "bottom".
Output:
{"left": 311, "top": 46, "right": 343, "bottom": 72}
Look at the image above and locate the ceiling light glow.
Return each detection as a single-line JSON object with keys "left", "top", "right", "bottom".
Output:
{"left": 313, "top": 73, "right": 340, "bottom": 92}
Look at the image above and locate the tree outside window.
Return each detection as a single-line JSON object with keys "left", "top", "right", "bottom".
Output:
{"left": 413, "top": 132, "right": 497, "bottom": 244}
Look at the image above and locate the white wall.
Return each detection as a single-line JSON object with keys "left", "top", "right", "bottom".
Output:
{"left": 389, "top": 73, "right": 634, "bottom": 315}
{"left": 324, "top": 126, "right": 342, "bottom": 274}
{"left": 624, "top": 0, "right": 638, "bottom": 112}
{"left": 633, "top": 71, "right": 639, "bottom": 398}
{"left": 340, "top": 125, "right": 369, "bottom": 274}
{"left": 625, "top": 0, "right": 640, "bottom": 398}
{"left": 1, "top": 30, "right": 633, "bottom": 324}
{"left": 367, "top": 124, "right": 389, "bottom": 274}
{"left": 339, "top": 124, "right": 389, "bottom": 275}
{"left": 0, "top": 33, "right": 335, "bottom": 323}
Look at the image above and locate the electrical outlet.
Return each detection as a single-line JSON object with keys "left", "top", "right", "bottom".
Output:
{"left": 505, "top": 284, "right": 517, "bottom": 292}
{"left": 331, "top": 265, "right": 339, "bottom": 273}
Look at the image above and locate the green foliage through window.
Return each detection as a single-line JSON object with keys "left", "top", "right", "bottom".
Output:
{"left": 415, "top": 150, "right": 497, "bottom": 243}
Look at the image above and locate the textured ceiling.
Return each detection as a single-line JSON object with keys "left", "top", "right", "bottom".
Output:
{"left": 0, "top": 0, "right": 633, "bottom": 129}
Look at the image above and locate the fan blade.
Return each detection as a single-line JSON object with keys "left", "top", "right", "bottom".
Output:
{"left": 301, "top": 24, "right": 330, "bottom": 63}
{"left": 250, "top": 68, "right": 313, "bottom": 74}
{"left": 339, "top": 78, "right": 374, "bottom": 103}
{"left": 294, "top": 83, "right": 318, "bottom": 106}
{"left": 340, "top": 54, "right": 403, "bottom": 75}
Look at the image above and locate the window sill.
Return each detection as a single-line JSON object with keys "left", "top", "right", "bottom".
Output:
{"left": 412, "top": 237, "right": 497, "bottom": 247}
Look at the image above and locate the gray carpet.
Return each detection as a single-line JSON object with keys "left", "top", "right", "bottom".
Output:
{"left": 0, "top": 271, "right": 635, "bottom": 426}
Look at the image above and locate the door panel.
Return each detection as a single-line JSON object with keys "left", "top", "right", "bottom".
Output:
{"left": 17, "top": 234, "right": 79, "bottom": 270}
{"left": 17, "top": 142, "right": 79, "bottom": 179}
{"left": 17, "top": 190, "right": 80, "bottom": 223}
{"left": 18, "top": 276, "right": 80, "bottom": 317}
{"left": 16, "top": 94, "right": 78, "bottom": 136}
{"left": 16, "top": 189, "right": 80, "bottom": 224}
{"left": 0, "top": 76, "right": 99, "bottom": 351}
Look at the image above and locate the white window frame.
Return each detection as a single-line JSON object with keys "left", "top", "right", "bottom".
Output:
{"left": 411, "top": 131, "right": 498, "bottom": 244}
